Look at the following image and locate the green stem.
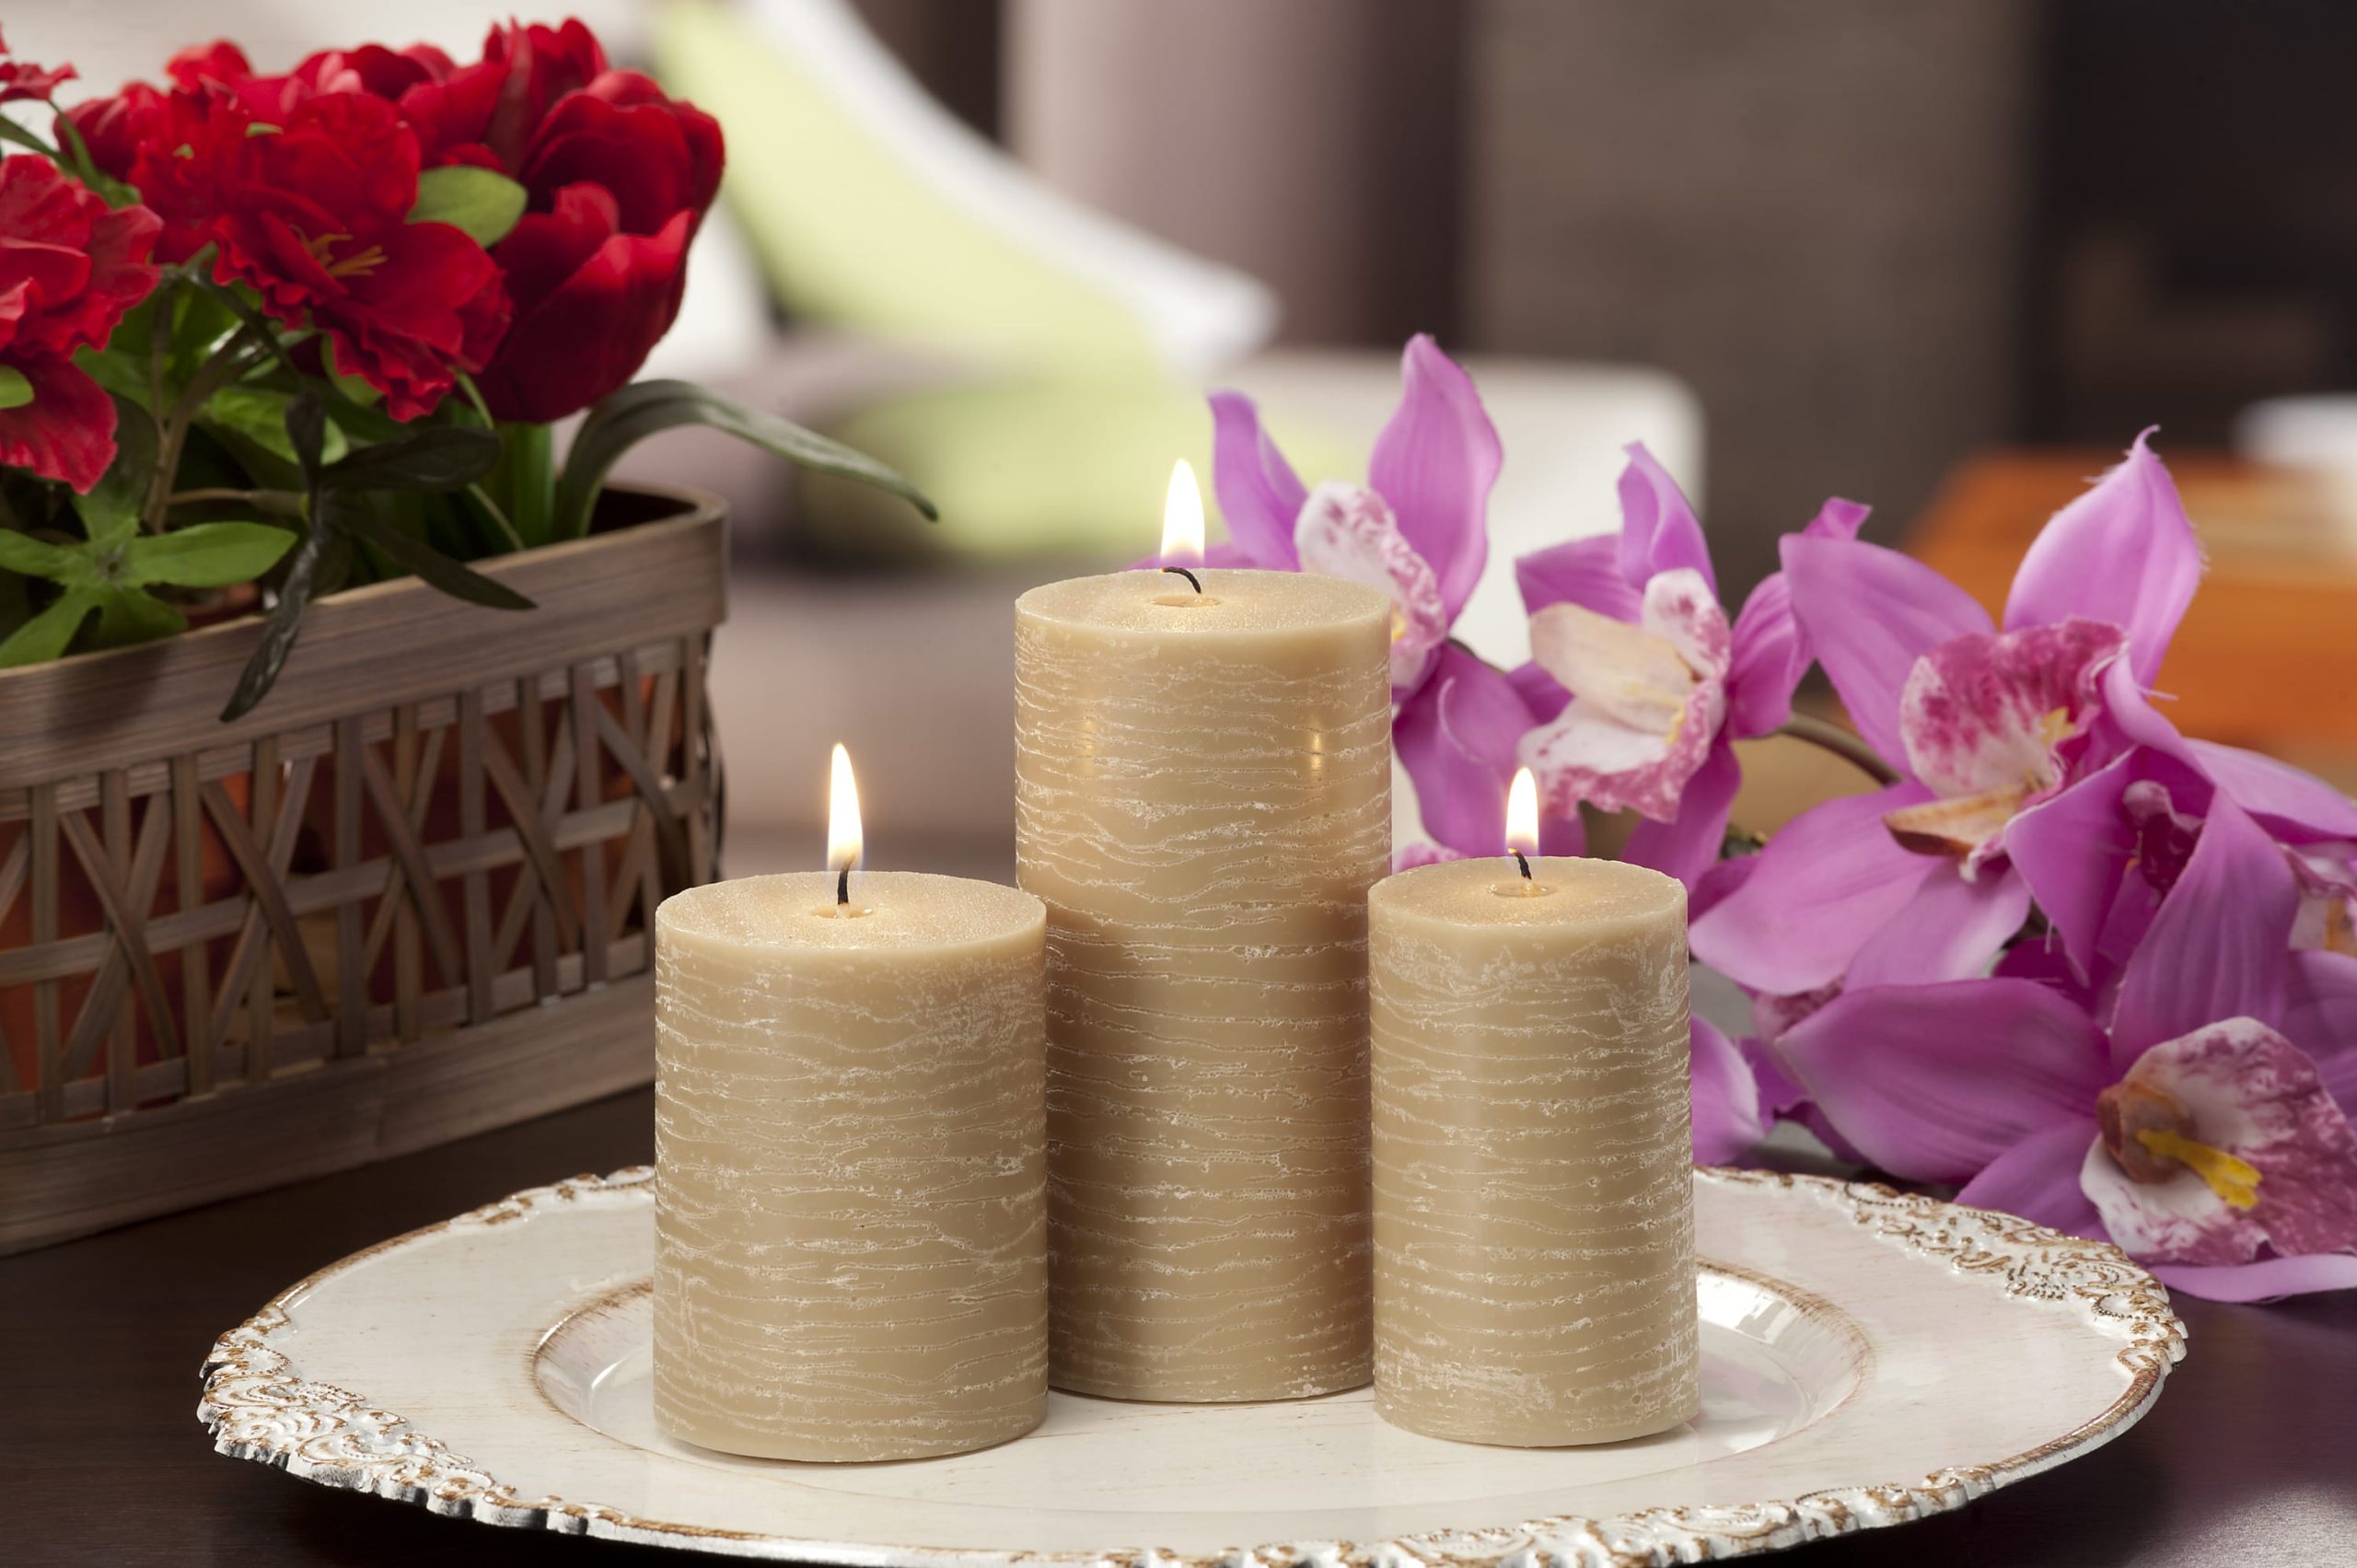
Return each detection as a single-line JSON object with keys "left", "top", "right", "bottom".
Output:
{"left": 1774, "top": 713, "right": 1902, "bottom": 786}
{"left": 141, "top": 325, "right": 270, "bottom": 533}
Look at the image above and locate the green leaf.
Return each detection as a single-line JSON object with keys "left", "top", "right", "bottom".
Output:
{"left": 0, "top": 530, "right": 78, "bottom": 580}
{"left": 125, "top": 522, "right": 296, "bottom": 588}
{"left": 75, "top": 343, "right": 150, "bottom": 401}
{"left": 0, "top": 366, "right": 31, "bottom": 411}
{"left": 409, "top": 166, "right": 528, "bottom": 248}
{"left": 325, "top": 499, "right": 535, "bottom": 610}
{"left": 221, "top": 523, "right": 346, "bottom": 722}
{"left": 72, "top": 396, "right": 159, "bottom": 546}
{"left": 0, "top": 589, "right": 99, "bottom": 668}
{"left": 89, "top": 586, "right": 188, "bottom": 648}
{"left": 554, "top": 380, "right": 936, "bottom": 541}
{"left": 0, "top": 118, "right": 56, "bottom": 160}
{"left": 205, "top": 386, "right": 349, "bottom": 468}
{"left": 322, "top": 427, "right": 500, "bottom": 494}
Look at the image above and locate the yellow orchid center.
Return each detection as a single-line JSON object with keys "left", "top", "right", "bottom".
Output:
{"left": 2135, "top": 1128, "right": 2262, "bottom": 1211}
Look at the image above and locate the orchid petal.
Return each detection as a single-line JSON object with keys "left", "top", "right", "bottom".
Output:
{"left": 2007, "top": 749, "right": 2178, "bottom": 984}
{"left": 1956, "top": 1119, "right": 2109, "bottom": 1241}
{"left": 1505, "top": 658, "right": 1568, "bottom": 725}
{"left": 1774, "top": 980, "right": 2111, "bottom": 1183}
{"left": 1521, "top": 569, "right": 1731, "bottom": 824}
{"left": 1690, "top": 853, "right": 1756, "bottom": 923}
{"left": 1294, "top": 480, "right": 1449, "bottom": 692}
{"left": 1616, "top": 442, "right": 1714, "bottom": 596}
{"left": 1688, "top": 784, "right": 1942, "bottom": 993}
{"left": 1724, "top": 497, "right": 1872, "bottom": 738}
{"left": 1393, "top": 841, "right": 1460, "bottom": 871}
{"left": 2004, "top": 430, "right": 2202, "bottom": 686}
{"left": 2152, "top": 1253, "right": 2357, "bottom": 1302}
{"left": 1691, "top": 1015, "right": 1766, "bottom": 1165}
{"left": 1896, "top": 618, "right": 2127, "bottom": 802}
{"left": 1206, "top": 389, "right": 1305, "bottom": 570}
{"left": 2088, "top": 1018, "right": 2357, "bottom": 1264}
{"left": 1368, "top": 334, "right": 1497, "bottom": 621}
{"left": 1845, "top": 861, "right": 2033, "bottom": 988}
{"left": 1394, "top": 644, "right": 1528, "bottom": 858}
{"left": 2078, "top": 1132, "right": 2251, "bottom": 1265}
{"left": 2285, "top": 949, "right": 2357, "bottom": 1112}
{"left": 2133, "top": 1019, "right": 2357, "bottom": 1256}
{"left": 1519, "top": 689, "right": 1711, "bottom": 824}
{"left": 1527, "top": 601, "right": 1693, "bottom": 730}
{"left": 1623, "top": 738, "right": 1742, "bottom": 889}
{"left": 2187, "top": 738, "right": 2357, "bottom": 844}
{"left": 2112, "top": 794, "right": 2299, "bottom": 1063}
{"left": 1782, "top": 534, "right": 1993, "bottom": 767}
{"left": 1515, "top": 532, "right": 1641, "bottom": 623}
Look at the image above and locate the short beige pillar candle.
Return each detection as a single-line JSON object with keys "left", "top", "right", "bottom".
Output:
{"left": 653, "top": 754, "right": 1050, "bottom": 1461}
{"left": 1013, "top": 463, "right": 1392, "bottom": 1401}
{"left": 1369, "top": 847, "right": 1698, "bottom": 1446}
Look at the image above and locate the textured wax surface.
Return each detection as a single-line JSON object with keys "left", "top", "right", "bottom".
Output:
{"left": 1015, "top": 570, "right": 1392, "bottom": 1401}
{"left": 652, "top": 873, "right": 1051, "bottom": 1461}
{"left": 1369, "top": 855, "right": 1700, "bottom": 1446}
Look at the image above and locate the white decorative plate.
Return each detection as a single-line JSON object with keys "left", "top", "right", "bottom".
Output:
{"left": 200, "top": 1167, "right": 2184, "bottom": 1566}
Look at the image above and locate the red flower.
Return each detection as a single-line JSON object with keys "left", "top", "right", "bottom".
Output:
{"left": 473, "top": 188, "right": 694, "bottom": 424}
{"left": 208, "top": 93, "right": 507, "bottom": 420}
{"left": 0, "top": 27, "right": 74, "bottom": 103}
{"left": 60, "top": 68, "right": 229, "bottom": 263}
{"left": 0, "top": 156, "right": 161, "bottom": 491}
{"left": 398, "top": 20, "right": 609, "bottom": 170}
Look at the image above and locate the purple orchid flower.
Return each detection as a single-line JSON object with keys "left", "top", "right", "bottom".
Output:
{"left": 1507, "top": 446, "right": 1869, "bottom": 888}
{"left": 1690, "top": 431, "right": 2206, "bottom": 994}
{"left": 1211, "top": 335, "right": 1582, "bottom": 865}
{"left": 1208, "top": 333, "right": 1496, "bottom": 698}
{"left": 1773, "top": 793, "right": 2357, "bottom": 1301}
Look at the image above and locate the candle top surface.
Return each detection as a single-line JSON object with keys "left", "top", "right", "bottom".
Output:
{"left": 1373, "top": 855, "right": 1685, "bottom": 932}
{"left": 658, "top": 872, "right": 1044, "bottom": 956}
{"left": 1016, "top": 568, "right": 1389, "bottom": 638}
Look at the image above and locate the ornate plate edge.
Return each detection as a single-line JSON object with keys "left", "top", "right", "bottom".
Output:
{"left": 198, "top": 1166, "right": 2188, "bottom": 1568}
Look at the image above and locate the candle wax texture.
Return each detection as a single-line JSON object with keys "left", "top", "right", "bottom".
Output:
{"left": 1369, "top": 855, "right": 1699, "bottom": 1446}
{"left": 1015, "top": 568, "right": 1392, "bottom": 1401}
{"left": 653, "top": 872, "right": 1050, "bottom": 1461}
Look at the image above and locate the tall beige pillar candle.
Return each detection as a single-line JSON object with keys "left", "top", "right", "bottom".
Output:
{"left": 1370, "top": 853, "right": 1697, "bottom": 1446}
{"left": 1015, "top": 540, "right": 1391, "bottom": 1400}
{"left": 653, "top": 865, "right": 1050, "bottom": 1461}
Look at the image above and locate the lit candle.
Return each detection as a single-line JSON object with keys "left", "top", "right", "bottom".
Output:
{"left": 652, "top": 747, "right": 1051, "bottom": 1460}
{"left": 1014, "top": 461, "right": 1392, "bottom": 1402}
{"left": 1369, "top": 768, "right": 1698, "bottom": 1446}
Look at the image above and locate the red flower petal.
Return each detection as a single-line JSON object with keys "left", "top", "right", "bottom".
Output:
{"left": 476, "top": 207, "right": 692, "bottom": 423}
{"left": 0, "top": 355, "right": 117, "bottom": 492}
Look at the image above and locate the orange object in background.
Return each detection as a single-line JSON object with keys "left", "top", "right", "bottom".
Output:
{"left": 1909, "top": 450, "right": 2357, "bottom": 782}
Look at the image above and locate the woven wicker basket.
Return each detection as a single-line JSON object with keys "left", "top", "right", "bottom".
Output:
{"left": 0, "top": 484, "right": 725, "bottom": 1253}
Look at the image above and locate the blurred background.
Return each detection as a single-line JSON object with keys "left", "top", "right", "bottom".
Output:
{"left": 31, "top": 0, "right": 2357, "bottom": 871}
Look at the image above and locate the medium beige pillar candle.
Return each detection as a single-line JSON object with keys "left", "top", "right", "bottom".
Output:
{"left": 652, "top": 870, "right": 1050, "bottom": 1461}
{"left": 1370, "top": 854, "right": 1698, "bottom": 1446}
{"left": 1015, "top": 552, "right": 1391, "bottom": 1401}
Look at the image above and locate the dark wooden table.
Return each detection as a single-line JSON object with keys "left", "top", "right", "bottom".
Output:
{"left": 6, "top": 1088, "right": 2353, "bottom": 1566}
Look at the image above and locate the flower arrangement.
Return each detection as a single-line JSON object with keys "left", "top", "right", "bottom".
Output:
{"left": 0, "top": 22, "right": 925, "bottom": 714}
{"left": 1213, "top": 335, "right": 2357, "bottom": 1302}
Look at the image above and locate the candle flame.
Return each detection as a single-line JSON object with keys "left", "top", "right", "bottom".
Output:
{"left": 827, "top": 743, "right": 863, "bottom": 875}
{"left": 1160, "top": 459, "right": 1205, "bottom": 567}
{"left": 1504, "top": 767, "right": 1539, "bottom": 859}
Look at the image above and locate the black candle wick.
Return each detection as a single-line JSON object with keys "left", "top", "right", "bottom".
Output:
{"left": 836, "top": 865, "right": 851, "bottom": 906}
{"left": 1512, "top": 849, "right": 1532, "bottom": 880}
{"left": 1160, "top": 565, "right": 1202, "bottom": 594}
